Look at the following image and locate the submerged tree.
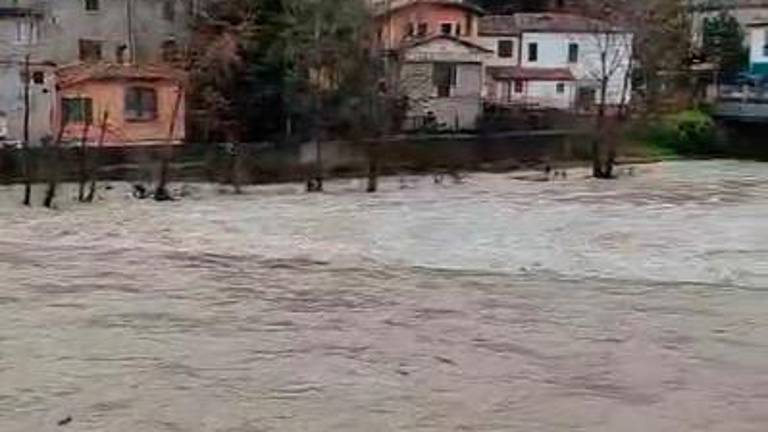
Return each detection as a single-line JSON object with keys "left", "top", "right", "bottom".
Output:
{"left": 578, "top": 1, "right": 635, "bottom": 179}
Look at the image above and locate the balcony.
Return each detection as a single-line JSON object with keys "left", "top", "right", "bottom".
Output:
{"left": 713, "top": 83, "right": 768, "bottom": 122}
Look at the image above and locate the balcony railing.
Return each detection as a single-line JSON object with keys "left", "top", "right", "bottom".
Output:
{"left": 714, "top": 83, "right": 768, "bottom": 120}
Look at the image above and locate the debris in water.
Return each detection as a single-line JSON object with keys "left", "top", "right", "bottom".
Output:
{"left": 57, "top": 416, "right": 72, "bottom": 426}
{"left": 434, "top": 355, "right": 457, "bottom": 366}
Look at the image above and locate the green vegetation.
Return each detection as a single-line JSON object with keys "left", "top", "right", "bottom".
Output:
{"left": 702, "top": 11, "right": 749, "bottom": 74}
{"left": 642, "top": 110, "right": 719, "bottom": 156}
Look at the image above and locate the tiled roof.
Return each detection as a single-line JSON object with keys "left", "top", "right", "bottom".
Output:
{"left": 487, "top": 66, "right": 575, "bottom": 81}
{"left": 372, "top": 0, "right": 484, "bottom": 17}
{"left": 479, "top": 13, "right": 622, "bottom": 36}
{"left": 56, "top": 63, "right": 186, "bottom": 87}
{"left": 401, "top": 34, "right": 493, "bottom": 52}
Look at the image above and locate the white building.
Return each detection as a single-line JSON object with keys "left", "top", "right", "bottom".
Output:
{"left": 477, "top": 13, "right": 633, "bottom": 111}
{"left": 689, "top": 0, "right": 768, "bottom": 45}
{"left": 747, "top": 21, "right": 768, "bottom": 74}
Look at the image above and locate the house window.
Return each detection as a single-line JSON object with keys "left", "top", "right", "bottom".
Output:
{"left": 440, "top": 23, "right": 452, "bottom": 35}
{"left": 162, "top": 0, "right": 175, "bottom": 21}
{"left": 455, "top": 24, "right": 462, "bottom": 36}
{"left": 125, "top": 87, "right": 158, "bottom": 121}
{"left": 528, "top": 42, "right": 538, "bottom": 62}
{"left": 556, "top": 82, "right": 565, "bottom": 94}
{"left": 498, "top": 40, "right": 514, "bottom": 58}
{"left": 405, "top": 22, "right": 415, "bottom": 37}
{"left": 434, "top": 63, "right": 457, "bottom": 98}
{"left": 62, "top": 97, "right": 93, "bottom": 124}
{"left": 32, "top": 71, "right": 45, "bottom": 84}
{"left": 465, "top": 13, "right": 473, "bottom": 36}
{"left": 85, "top": 0, "right": 99, "bottom": 11}
{"left": 14, "top": 21, "right": 37, "bottom": 44}
{"left": 514, "top": 80, "right": 523, "bottom": 93}
{"left": 568, "top": 43, "right": 579, "bottom": 63}
{"left": 79, "top": 39, "right": 103, "bottom": 62}
{"left": 764, "top": 30, "right": 768, "bottom": 56}
{"left": 417, "top": 22, "right": 428, "bottom": 37}
{"left": 116, "top": 44, "right": 128, "bottom": 63}
{"left": 162, "top": 39, "right": 179, "bottom": 62}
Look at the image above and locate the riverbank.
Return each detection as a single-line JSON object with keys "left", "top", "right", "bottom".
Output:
{"left": 0, "top": 130, "right": 670, "bottom": 192}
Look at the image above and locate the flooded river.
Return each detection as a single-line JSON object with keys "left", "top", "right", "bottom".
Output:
{"left": 1, "top": 160, "right": 767, "bottom": 431}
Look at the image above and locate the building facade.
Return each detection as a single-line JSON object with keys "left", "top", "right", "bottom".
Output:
{"left": 689, "top": 0, "right": 768, "bottom": 46}
{"left": 748, "top": 21, "right": 768, "bottom": 74}
{"left": 56, "top": 63, "right": 186, "bottom": 146}
{"left": 373, "top": 0, "right": 490, "bottom": 131}
{"left": 0, "top": 0, "right": 192, "bottom": 146}
{"left": 478, "top": 13, "right": 633, "bottom": 110}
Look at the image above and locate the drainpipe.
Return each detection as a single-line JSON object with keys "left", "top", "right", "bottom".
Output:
{"left": 127, "top": 0, "right": 135, "bottom": 63}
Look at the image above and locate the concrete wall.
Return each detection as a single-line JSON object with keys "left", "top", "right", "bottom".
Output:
{"left": 0, "top": 13, "right": 54, "bottom": 145}
{"left": 521, "top": 31, "right": 632, "bottom": 105}
{"left": 38, "top": 0, "right": 191, "bottom": 64}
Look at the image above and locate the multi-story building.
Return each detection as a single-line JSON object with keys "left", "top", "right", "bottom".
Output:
{"left": 372, "top": 0, "right": 491, "bottom": 131}
{"left": 480, "top": 0, "right": 582, "bottom": 14}
{"left": 747, "top": 20, "right": 768, "bottom": 73}
{"left": 478, "top": 13, "right": 633, "bottom": 110}
{"left": 689, "top": 0, "right": 768, "bottom": 44}
{"left": 0, "top": 0, "right": 193, "bottom": 145}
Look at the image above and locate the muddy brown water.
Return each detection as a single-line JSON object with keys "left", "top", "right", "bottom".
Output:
{"left": 1, "top": 160, "right": 767, "bottom": 431}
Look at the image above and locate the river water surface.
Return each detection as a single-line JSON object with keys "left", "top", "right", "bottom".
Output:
{"left": 1, "top": 160, "right": 767, "bottom": 431}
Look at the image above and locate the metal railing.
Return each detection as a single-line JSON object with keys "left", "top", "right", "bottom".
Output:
{"left": 716, "top": 84, "right": 768, "bottom": 104}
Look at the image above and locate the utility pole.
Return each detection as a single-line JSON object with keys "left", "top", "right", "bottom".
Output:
{"left": 22, "top": 53, "right": 32, "bottom": 206}
{"left": 307, "top": 6, "right": 324, "bottom": 192}
{"left": 127, "top": 0, "right": 135, "bottom": 63}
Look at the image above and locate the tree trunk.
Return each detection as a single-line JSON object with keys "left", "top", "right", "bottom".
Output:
{"left": 42, "top": 145, "right": 57, "bottom": 209}
{"left": 86, "top": 111, "right": 109, "bottom": 203}
{"left": 42, "top": 115, "right": 68, "bottom": 208}
{"left": 231, "top": 142, "right": 242, "bottom": 194}
{"left": 77, "top": 121, "right": 92, "bottom": 202}
{"left": 593, "top": 75, "right": 613, "bottom": 179}
{"left": 155, "top": 85, "right": 183, "bottom": 201}
{"left": 366, "top": 142, "right": 378, "bottom": 193}
{"left": 306, "top": 140, "right": 324, "bottom": 193}
{"left": 154, "top": 158, "right": 172, "bottom": 201}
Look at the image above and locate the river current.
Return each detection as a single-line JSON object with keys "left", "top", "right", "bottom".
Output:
{"left": 1, "top": 160, "right": 767, "bottom": 431}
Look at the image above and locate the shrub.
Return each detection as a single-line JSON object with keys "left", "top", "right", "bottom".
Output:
{"left": 646, "top": 110, "right": 718, "bottom": 155}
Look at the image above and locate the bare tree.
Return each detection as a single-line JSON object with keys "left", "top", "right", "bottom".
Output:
{"left": 77, "top": 119, "right": 92, "bottom": 202}
{"left": 42, "top": 123, "right": 67, "bottom": 209}
{"left": 85, "top": 111, "right": 110, "bottom": 203}
{"left": 154, "top": 84, "right": 184, "bottom": 201}
{"left": 582, "top": 4, "right": 634, "bottom": 178}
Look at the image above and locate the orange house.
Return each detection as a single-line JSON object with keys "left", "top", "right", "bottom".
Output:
{"left": 374, "top": 0, "right": 484, "bottom": 50}
{"left": 54, "top": 63, "right": 186, "bottom": 146}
